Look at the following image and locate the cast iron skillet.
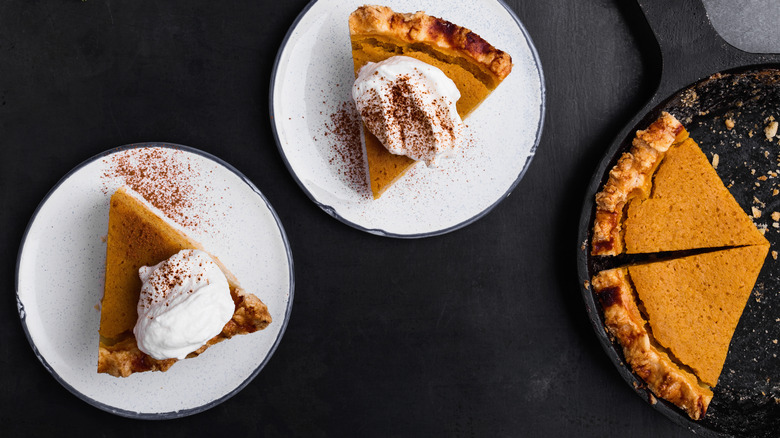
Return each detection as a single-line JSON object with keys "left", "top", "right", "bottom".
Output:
{"left": 577, "top": 1, "right": 780, "bottom": 436}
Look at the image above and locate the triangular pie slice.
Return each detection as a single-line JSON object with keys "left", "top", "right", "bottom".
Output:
{"left": 348, "top": 5, "right": 513, "bottom": 198}
{"left": 591, "top": 112, "right": 768, "bottom": 255}
{"left": 592, "top": 243, "right": 768, "bottom": 419}
{"left": 628, "top": 244, "right": 768, "bottom": 387}
{"left": 98, "top": 187, "right": 272, "bottom": 377}
{"left": 624, "top": 136, "right": 768, "bottom": 253}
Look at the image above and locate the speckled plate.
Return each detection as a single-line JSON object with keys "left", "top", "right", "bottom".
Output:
{"left": 270, "top": 0, "right": 545, "bottom": 237}
{"left": 15, "top": 144, "right": 294, "bottom": 419}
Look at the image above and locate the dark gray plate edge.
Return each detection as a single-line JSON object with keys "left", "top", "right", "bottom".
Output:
{"left": 15, "top": 142, "right": 296, "bottom": 420}
{"left": 268, "top": 0, "right": 546, "bottom": 239}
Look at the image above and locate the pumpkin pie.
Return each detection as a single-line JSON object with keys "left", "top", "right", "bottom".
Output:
{"left": 590, "top": 112, "right": 771, "bottom": 419}
{"left": 349, "top": 5, "right": 513, "bottom": 198}
{"left": 624, "top": 134, "right": 767, "bottom": 253}
{"left": 628, "top": 245, "right": 768, "bottom": 387}
{"left": 593, "top": 112, "right": 768, "bottom": 256}
{"left": 98, "top": 187, "right": 272, "bottom": 377}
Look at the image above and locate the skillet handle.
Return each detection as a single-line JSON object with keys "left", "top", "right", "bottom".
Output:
{"left": 637, "top": 0, "right": 780, "bottom": 102}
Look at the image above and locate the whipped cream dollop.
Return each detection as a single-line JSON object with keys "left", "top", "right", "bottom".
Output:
{"left": 133, "top": 249, "right": 234, "bottom": 360}
{"left": 352, "top": 56, "right": 464, "bottom": 166}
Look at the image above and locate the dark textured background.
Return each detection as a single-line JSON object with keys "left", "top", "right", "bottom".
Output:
{"left": 0, "top": 0, "right": 709, "bottom": 436}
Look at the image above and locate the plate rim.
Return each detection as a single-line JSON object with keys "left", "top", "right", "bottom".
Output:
{"left": 15, "top": 142, "right": 295, "bottom": 420}
{"left": 268, "top": 0, "right": 546, "bottom": 238}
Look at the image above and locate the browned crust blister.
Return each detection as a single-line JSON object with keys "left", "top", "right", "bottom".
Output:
{"left": 97, "top": 287, "right": 272, "bottom": 378}
{"left": 591, "top": 112, "right": 685, "bottom": 255}
{"left": 592, "top": 269, "right": 713, "bottom": 420}
{"left": 349, "top": 5, "right": 512, "bottom": 81}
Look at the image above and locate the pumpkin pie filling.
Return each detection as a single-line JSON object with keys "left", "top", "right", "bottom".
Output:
{"left": 624, "top": 136, "right": 768, "bottom": 253}
{"left": 627, "top": 245, "right": 768, "bottom": 388}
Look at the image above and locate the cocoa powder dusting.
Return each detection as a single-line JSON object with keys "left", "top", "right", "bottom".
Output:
{"left": 140, "top": 250, "right": 197, "bottom": 310}
{"left": 320, "top": 69, "right": 476, "bottom": 202}
{"left": 387, "top": 75, "right": 435, "bottom": 159}
{"left": 103, "top": 147, "right": 210, "bottom": 229}
{"left": 324, "top": 101, "right": 371, "bottom": 199}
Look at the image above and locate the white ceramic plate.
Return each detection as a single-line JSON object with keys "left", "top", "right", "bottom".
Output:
{"left": 270, "top": 0, "right": 545, "bottom": 237}
{"left": 15, "top": 144, "right": 294, "bottom": 418}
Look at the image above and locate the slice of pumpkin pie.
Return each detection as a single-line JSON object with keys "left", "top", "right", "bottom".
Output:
{"left": 98, "top": 187, "right": 272, "bottom": 377}
{"left": 349, "top": 5, "right": 513, "bottom": 198}
{"left": 628, "top": 244, "right": 768, "bottom": 387}
{"left": 591, "top": 112, "right": 768, "bottom": 255}
{"left": 624, "top": 135, "right": 768, "bottom": 253}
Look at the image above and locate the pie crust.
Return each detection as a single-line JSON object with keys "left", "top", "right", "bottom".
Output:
{"left": 591, "top": 112, "right": 684, "bottom": 256}
{"left": 349, "top": 6, "right": 512, "bottom": 85}
{"left": 349, "top": 5, "right": 513, "bottom": 198}
{"left": 97, "top": 187, "right": 272, "bottom": 377}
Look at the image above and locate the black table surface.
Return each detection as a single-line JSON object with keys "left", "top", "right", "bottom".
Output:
{"left": 0, "top": 0, "right": 711, "bottom": 436}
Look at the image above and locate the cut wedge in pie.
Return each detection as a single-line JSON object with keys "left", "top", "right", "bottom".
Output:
{"left": 98, "top": 187, "right": 272, "bottom": 377}
{"left": 589, "top": 112, "right": 771, "bottom": 420}
{"left": 348, "top": 5, "right": 513, "bottom": 198}
{"left": 592, "top": 244, "right": 768, "bottom": 420}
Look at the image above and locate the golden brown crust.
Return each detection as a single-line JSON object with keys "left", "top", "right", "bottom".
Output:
{"left": 349, "top": 5, "right": 512, "bottom": 81}
{"left": 97, "top": 287, "right": 272, "bottom": 378}
{"left": 592, "top": 268, "right": 713, "bottom": 420}
{"left": 591, "top": 112, "right": 685, "bottom": 255}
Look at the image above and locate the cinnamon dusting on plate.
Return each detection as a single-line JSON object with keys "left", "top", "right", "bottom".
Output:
{"left": 102, "top": 147, "right": 212, "bottom": 230}
{"left": 324, "top": 101, "right": 371, "bottom": 199}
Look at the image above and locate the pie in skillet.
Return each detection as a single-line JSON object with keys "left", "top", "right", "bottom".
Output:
{"left": 590, "top": 112, "right": 770, "bottom": 419}
{"left": 349, "top": 5, "right": 513, "bottom": 198}
{"left": 98, "top": 187, "right": 272, "bottom": 377}
{"left": 623, "top": 135, "right": 767, "bottom": 253}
